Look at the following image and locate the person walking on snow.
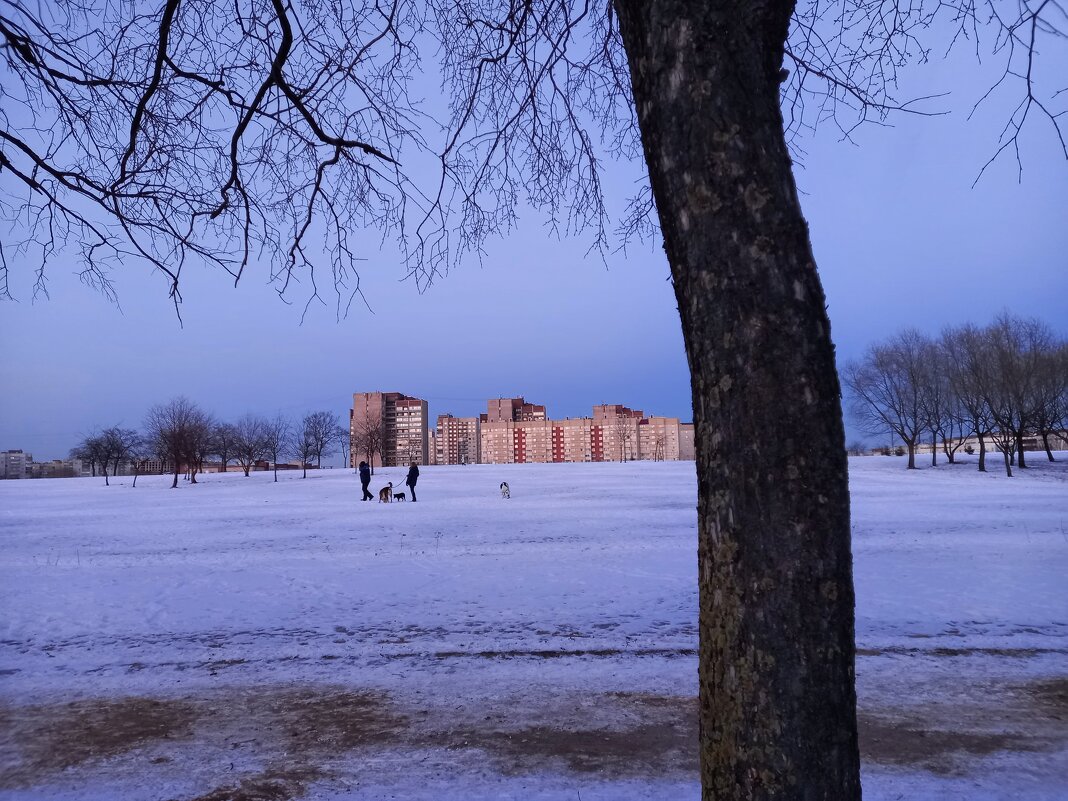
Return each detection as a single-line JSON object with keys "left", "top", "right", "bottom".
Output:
{"left": 405, "top": 462, "right": 419, "bottom": 502}
{"left": 358, "top": 461, "right": 373, "bottom": 501}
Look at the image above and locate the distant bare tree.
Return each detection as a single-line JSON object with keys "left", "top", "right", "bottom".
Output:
{"left": 70, "top": 433, "right": 103, "bottom": 479}
{"left": 653, "top": 432, "right": 667, "bottom": 461}
{"left": 845, "top": 442, "right": 867, "bottom": 457}
{"left": 126, "top": 433, "right": 151, "bottom": 487}
{"left": 261, "top": 415, "right": 292, "bottom": 483}
{"left": 339, "top": 415, "right": 354, "bottom": 472}
{"left": 1031, "top": 342, "right": 1068, "bottom": 461}
{"left": 291, "top": 424, "right": 316, "bottom": 479}
{"left": 844, "top": 330, "right": 930, "bottom": 469}
{"left": 185, "top": 411, "right": 215, "bottom": 483}
{"left": 144, "top": 397, "right": 206, "bottom": 488}
{"left": 213, "top": 422, "right": 240, "bottom": 474}
{"left": 918, "top": 342, "right": 951, "bottom": 466}
{"left": 358, "top": 419, "right": 383, "bottom": 474}
{"left": 980, "top": 314, "right": 1053, "bottom": 472}
{"left": 303, "top": 411, "right": 343, "bottom": 468}
{"left": 102, "top": 426, "right": 142, "bottom": 482}
{"left": 611, "top": 415, "right": 635, "bottom": 462}
{"left": 942, "top": 324, "right": 995, "bottom": 472}
{"left": 233, "top": 414, "right": 267, "bottom": 477}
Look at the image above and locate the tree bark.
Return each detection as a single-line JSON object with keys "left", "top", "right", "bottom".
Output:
{"left": 978, "top": 433, "right": 987, "bottom": 472}
{"left": 1016, "top": 432, "right": 1027, "bottom": 468}
{"left": 907, "top": 441, "right": 917, "bottom": 469}
{"left": 614, "top": 3, "right": 861, "bottom": 799}
{"left": 1041, "top": 431, "right": 1055, "bottom": 461}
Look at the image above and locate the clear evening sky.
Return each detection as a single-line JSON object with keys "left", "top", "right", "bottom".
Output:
{"left": 2, "top": 40, "right": 1066, "bottom": 460}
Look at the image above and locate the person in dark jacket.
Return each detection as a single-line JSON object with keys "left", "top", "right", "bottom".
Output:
{"left": 405, "top": 462, "right": 419, "bottom": 502}
{"left": 358, "top": 461, "right": 373, "bottom": 501}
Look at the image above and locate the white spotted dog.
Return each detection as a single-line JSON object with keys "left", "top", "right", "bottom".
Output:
{"left": 393, "top": 490, "right": 406, "bottom": 502}
{"left": 378, "top": 482, "right": 393, "bottom": 503}
{"left": 500, "top": 481, "right": 510, "bottom": 499}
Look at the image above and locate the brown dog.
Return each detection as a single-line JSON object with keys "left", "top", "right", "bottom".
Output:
{"left": 378, "top": 482, "right": 393, "bottom": 503}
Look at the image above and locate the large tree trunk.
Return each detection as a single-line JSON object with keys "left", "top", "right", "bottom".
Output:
{"left": 1016, "top": 432, "right": 1027, "bottom": 468}
{"left": 978, "top": 433, "right": 987, "bottom": 472}
{"left": 614, "top": 4, "right": 861, "bottom": 799}
{"left": 907, "top": 441, "right": 917, "bottom": 469}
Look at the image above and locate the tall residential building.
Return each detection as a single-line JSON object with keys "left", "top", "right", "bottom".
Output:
{"left": 351, "top": 392, "right": 430, "bottom": 468}
{"left": 436, "top": 414, "right": 480, "bottom": 465}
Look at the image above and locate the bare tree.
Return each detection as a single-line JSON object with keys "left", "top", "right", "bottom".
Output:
{"left": 980, "top": 314, "right": 1053, "bottom": 472}
{"left": 213, "top": 422, "right": 240, "bottom": 474}
{"left": 339, "top": 414, "right": 354, "bottom": 473}
{"left": 102, "top": 426, "right": 142, "bottom": 482}
{"left": 261, "top": 415, "right": 292, "bottom": 483}
{"left": 1031, "top": 341, "right": 1068, "bottom": 461}
{"left": 184, "top": 411, "right": 215, "bottom": 483}
{"left": 5, "top": 0, "right": 1066, "bottom": 796}
{"left": 943, "top": 324, "right": 996, "bottom": 472}
{"left": 357, "top": 419, "right": 383, "bottom": 474}
{"left": 654, "top": 432, "right": 667, "bottom": 461}
{"left": 302, "top": 410, "right": 343, "bottom": 469}
{"left": 291, "top": 423, "right": 316, "bottom": 479}
{"left": 70, "top": 432, "right": 104, "bottom": 480}
{"left": 126, "top": 432, "right": 151, "bottom": 487}
{"left": 844, "top": 330, "right": 931, "bottom": 469}
{"left": 144, "top": 397, "right": 206, "bottom": 488}
{"left": 610, "top": 414, "right": 636, "bottom": 462}
{"left": 233, "top": 414, "right": 267, "bottom": 477}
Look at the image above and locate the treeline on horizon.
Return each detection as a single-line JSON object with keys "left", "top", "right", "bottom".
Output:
{"left": 70, "top": 401, "right": 349, "bottom": 488}
{"left": 842, "top": 313, "right": 1067, "bottom": 476}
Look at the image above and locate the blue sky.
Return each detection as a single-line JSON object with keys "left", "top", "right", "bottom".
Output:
{"left": 2, "top": 34, "right": 1066, "bottom": 460}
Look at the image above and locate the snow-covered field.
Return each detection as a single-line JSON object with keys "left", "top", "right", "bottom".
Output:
{"left": 1, "top": 456, "right": 1066, "bottom": 800}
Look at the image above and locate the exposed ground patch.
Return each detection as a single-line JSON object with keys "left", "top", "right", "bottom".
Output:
{"left": 0, "top": 697, "right": 197, "bottom": 787}
{"left": 437, "top": 693, "right": 696, "bottom": 776}
{"left": 3, "top": 675, "right": 1066, "bottom": 795}
{"left": 858, "top": 713, "right": 1043, "bottom": 774}
{"left": 180, "top": 765, "right": 326, "bottom": 801}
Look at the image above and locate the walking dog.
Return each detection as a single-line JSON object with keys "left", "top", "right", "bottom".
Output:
{"left": 500, "top": 481, "right": 510, "bottom": 499}
{"left": 393, "top": 491, "right": 406, "bottom": 502}
{"left": 378, "top": 482, "right": 393, "bottom": 503}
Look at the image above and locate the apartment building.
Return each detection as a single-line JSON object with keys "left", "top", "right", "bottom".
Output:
{"left": 350, "top": 392, "right": 430, "bottom": 468}
{"left": 593, "top": 404, "right": 644, "bottom": 462}
{"left": 639, "top": 416, "right": 684, "bottom": 462}
{"left": 436, "top": 414, "right": 480, "bottom": 465}
{"left": 483, "top": 397, "right": 546, "bottom": 423}
{"left": 1, "top": 450, "right": 32, "bottom": 479}
{"left": 679, "top": 424, "right": 695, "bottom": 460}
{"left": 353, "top": 392, "right": 694, "bottom": 466}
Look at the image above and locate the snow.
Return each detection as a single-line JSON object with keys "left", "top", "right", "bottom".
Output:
{"left": 1, "top": 456, "right": 1066, "bottom": 800}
